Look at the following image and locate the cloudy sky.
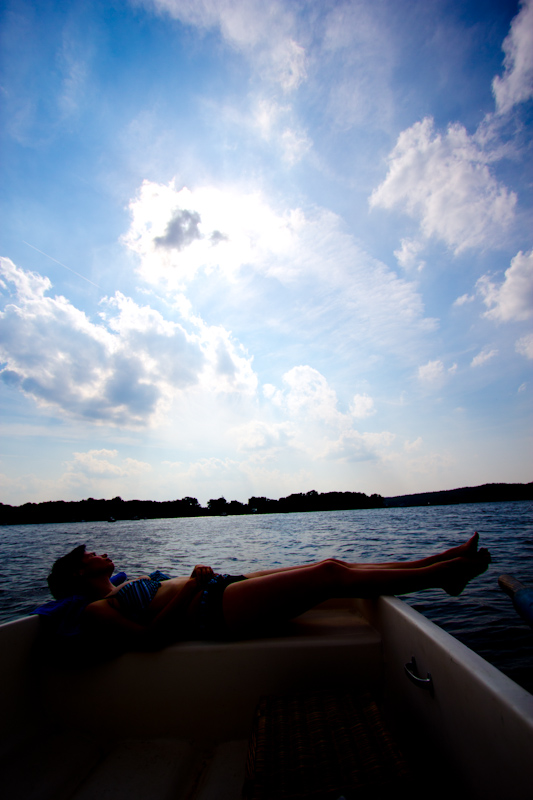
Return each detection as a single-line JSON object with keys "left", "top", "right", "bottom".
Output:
{"left": 1, "top": 0, "right": 532, "bottom": 507}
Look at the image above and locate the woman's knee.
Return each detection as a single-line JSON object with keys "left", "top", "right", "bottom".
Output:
{"left": 314, "top": 559, "right": 348, "bottom": 585}
{"left": 318, "top": 557, "right": 347, "bottom": 568}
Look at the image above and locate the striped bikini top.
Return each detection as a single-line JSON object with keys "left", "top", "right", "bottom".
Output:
{"left": 111, "top": 570, "right": 170, "bottom": 622}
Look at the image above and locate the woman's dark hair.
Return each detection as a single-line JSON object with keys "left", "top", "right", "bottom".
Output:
{"left": 47, "top": 545, "right": 87, "bottom": 599}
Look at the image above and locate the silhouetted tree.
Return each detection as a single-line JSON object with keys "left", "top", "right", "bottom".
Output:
{"left": 207, "top": 497, "right": 228, "bottom": 515}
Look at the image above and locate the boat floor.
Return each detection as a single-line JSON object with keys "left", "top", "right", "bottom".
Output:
{"left": 1, "top": 708, "right": 454, "bottom": 800}
{"left": 2, "top": 732, "right": 249, "bottom": 800}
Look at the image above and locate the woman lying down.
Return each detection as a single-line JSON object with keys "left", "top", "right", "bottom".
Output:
{"left": 42, "top": 534, "right": 491, "bottom": 648}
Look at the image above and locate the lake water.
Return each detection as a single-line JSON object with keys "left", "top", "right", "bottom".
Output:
{"left": 1, "top": 501, "right": 531, "bottom": 692}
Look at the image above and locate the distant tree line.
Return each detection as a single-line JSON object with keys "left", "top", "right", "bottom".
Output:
{"left": 1, "top": 482, "right": 530, "bottom": 525}
{"left": 0, "top": 490, "right": 384, "bottom": 526}
{"left": 384, "top": 482, "right": 533, "bottom": 507}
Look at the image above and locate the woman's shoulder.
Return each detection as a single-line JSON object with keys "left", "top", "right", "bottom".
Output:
{"left": 85, "top": 597, "right": 111, "bottom": 612}
{"left": 84, "top": 596, "right": 121, "bottom": 619}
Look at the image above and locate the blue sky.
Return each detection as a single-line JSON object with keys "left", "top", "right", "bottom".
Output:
{"left": 1, "top": 0, "right": 532, "bottom": 506}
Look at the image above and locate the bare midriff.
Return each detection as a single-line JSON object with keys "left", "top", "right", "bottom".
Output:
{"left": 147, "top": 576, "right": 193, "bottom": 614}
{"left": 106, "top": 575, "right": 197, "bottom": 619}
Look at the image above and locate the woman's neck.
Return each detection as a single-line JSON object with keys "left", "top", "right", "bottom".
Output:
{"left": 85, "top": 575, "right": 117, "bottom": 599}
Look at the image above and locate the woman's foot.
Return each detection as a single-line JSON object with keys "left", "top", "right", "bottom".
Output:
{"left": 441, "top": 548, "right": 491, "bottom": 596}
{"left": 438, "top": 532, "right": 479, "bottom": 563}
{"left": 456, "top": 532, "right": 479, "bottom": 559}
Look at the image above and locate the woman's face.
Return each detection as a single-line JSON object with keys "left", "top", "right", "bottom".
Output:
{"left": 81, "top": 550, "right": 114, "bottom": 575}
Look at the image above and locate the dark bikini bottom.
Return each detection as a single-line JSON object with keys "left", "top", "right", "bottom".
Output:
{"left": 196, "top": 574, "right": 247, "bottom": 639}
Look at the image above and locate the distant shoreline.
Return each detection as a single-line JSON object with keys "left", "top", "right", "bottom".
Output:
{"left": 384, "top": 482, "right": 533, "bottom": 507}
{"left": 0, "top": 482, "right": 531, "bottom": 526}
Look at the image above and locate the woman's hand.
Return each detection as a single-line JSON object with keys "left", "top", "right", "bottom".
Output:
{"left": 191, "top": 565, "right": 215, "bottom": 586}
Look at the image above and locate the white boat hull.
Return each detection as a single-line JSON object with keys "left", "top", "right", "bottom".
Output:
{"left": 361, "top": 596, "right": 533, "bottom": 800}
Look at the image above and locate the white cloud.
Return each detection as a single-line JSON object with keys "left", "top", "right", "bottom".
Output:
{"left": 253, "top": 98, "right": 283, "bottom": 139}
{"left": 404, "top": 437, "right": 423, "bottom": 452}
{"left": 123, "top": 179, "right": 436, "bottom": 356}
{"left": 250, "top": 98, "right": 312, "bottom": 163}
{"left": 163, "top": 456, "right": 239, "bottom": 481}
{"left": 370, "top": 117, "right": 517, "bottom": 253}
{"left": 193, "top": 320, "right": 258, "bottom": 396}
{"left": 140, "top": 0, "right": 307, "bottom": 91}
{"left": 383, "top": 449, "right": 455, "bottom": 479}
{"left": 268, "top": 37, "right": 307, "bottom": 92}
{"left": 321, "top": 429, "right": 395, "bottom": 462}
{"left": 350, "top": 393, "right": 375, "bottom": 419}
{"left": 417, "top": 359, "right": 445, "bottom": 384}
{"left": 0, "top": 256, "right": 52, "bottom": 301}
{"left": 471, "top": 348, "right": 498, "bottom": 368}
{"left": 0, "top": 448, "right": 154, "bottom": 505}
{"left": 280, "top": 126, "right": 312, "bottom": 164}
{"left": 477, "top": 250, "right": 533, "bottom": 322}
{"left": 319, "top": 1, "right": 395, "bottom": 130}
{"left": 516, "top": 332, "right": 533, "bottom": 358}
{"left": 262, "top": 383, "right": 276, "bottom": 400}
{"left": 252, "top": 98, "right": 294, "bottom": 144}
{"left": 272, "top": 366, "right": 344, "bottom": 426}
{"left": 161, "top": 455, "right": 315, "bottom": 503}
{"left": 0, "top": 257, "right": 256, "bottom": 426}
{"left": 57, "top": 26, "right": 90, "bottom": 120}
{"left": 264, "top": 366, "right": 393, "bottom": 463}
{"left": 122, "top": 181, "right": 307, "bottom": 289}
{"left": 232, "top": 420, "right": 293, "bottom": 453}
{"left": 453, "top": 293, "right": 475, "bottom": 307}
{"left": 66, "top": 449, "right": 152, "bottom": 478}
{"left": 492, "top": 0, "right": 533, "bottom": 114}
{"left": 417, "top": 359, "right": 457, "bottom": 387}
{"left": 394, "top": 238, "right": 425, "bottom": 271}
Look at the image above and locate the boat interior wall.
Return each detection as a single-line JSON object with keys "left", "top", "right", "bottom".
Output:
{"left": 358, "top": 596, "right": 533, "bottom": 800}
{"left": 0, "top": 601, "right": 382, "bottom": 750}
{"left": 0, "top": 615, "right": 42, "bottom": 752}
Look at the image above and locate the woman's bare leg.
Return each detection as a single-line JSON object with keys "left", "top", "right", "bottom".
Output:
{"left": 244, "top": 533, "right": 480, "bottom": 579}
{"left": 224, "top": 547, "right": 491, "bottom": 634}
{"left": 369, "top": 531, "right": 480, "bottom": 570}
